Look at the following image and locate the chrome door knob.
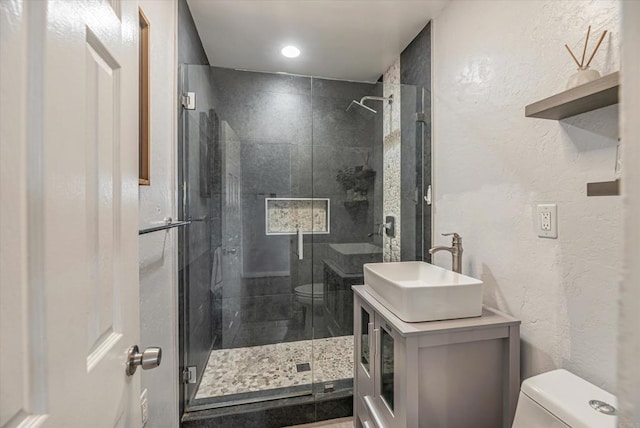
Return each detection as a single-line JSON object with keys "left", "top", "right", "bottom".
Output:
{"left": 126, "top": 345, "right": 162, "bottom": 376}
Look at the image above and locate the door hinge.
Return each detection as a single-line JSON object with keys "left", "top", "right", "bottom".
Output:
{"left": 415, "top": 112, "right": 427, "bottom": 123}
{"left": 183, "top": 366, "right": 197, "bottom": 384}
{"left": 182, "top": 92, "right": 196, "bottom": 110}
{"left": 424, "top": 184, "right": 432, "bottom": 206}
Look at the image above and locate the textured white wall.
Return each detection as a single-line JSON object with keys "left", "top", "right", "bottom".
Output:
{"left": 138, "top": 1, "right": 179, "bottom": 427}
{"left": 432, "top": 0, "right": 621, "bottom": 391}
{"left": 618, "top": 0, "right": 640, "bottom": 425}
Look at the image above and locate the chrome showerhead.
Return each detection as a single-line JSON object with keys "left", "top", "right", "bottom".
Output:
{"left": 345, "top": 95, "right": 393, "bottom": 119}
{"left": 346, "top": 100, "right": 377, "bottom": 117}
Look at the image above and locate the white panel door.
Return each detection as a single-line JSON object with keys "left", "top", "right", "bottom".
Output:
{"left": 1, "top": 0, "right": 140, "bottom": 427}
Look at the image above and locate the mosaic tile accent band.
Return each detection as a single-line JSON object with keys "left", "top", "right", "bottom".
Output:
{"left": 265, "top": 198, "right": 330, "bottom": 235}
{"left": 383, "top": 58, "right": 401, "bottom": 262}
{"left": 195, "top": 336, "right": 354, "bottom": 400}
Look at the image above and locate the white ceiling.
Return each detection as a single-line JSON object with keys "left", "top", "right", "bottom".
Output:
{"left": 186, "top": 0, "right": 449, "bottom": 82}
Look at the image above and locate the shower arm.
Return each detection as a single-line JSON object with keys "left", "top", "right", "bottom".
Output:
{"left": 359, "top": 95, "right": 393, "bottom": 105}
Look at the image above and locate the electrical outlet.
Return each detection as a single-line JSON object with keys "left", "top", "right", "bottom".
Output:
{"left": 140, "top": 389, "right": 149, "bottom": 426}
{"left": 536, "top": 204, "right": 557, "bottom": 239}
{"left": 541, "top": 212, "right": 551, "bottom": 230}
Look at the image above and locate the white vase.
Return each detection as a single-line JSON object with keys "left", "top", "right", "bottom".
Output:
{"left": 566, "top": 67, "right": 601, "bottom": 89}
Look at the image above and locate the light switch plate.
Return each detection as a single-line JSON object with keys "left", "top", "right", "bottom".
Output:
{"left": 537, "top": 204, "right": 557, "bottom": 239}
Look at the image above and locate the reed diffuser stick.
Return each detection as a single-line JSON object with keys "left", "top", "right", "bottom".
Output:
{"left": 585, "top": 30, "right": 608, "bottom": 67}
{"left": 565, "top": 44, "right": 581, "bottom": 67}
{"left": 580, "top": 25, "right": 591, "bottom": 67}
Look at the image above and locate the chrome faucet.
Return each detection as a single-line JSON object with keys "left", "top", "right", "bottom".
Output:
{"left": 429, "top": 233, "right": 463, "bottom": 273}
{"left": 368, "top": 218, "right": 395, "bottom": 237}
{"left": 367, "top": 225, "right": 382, "bottom": 237}
{"left": 367, "top": 224, "right": 388, "bottom": 237}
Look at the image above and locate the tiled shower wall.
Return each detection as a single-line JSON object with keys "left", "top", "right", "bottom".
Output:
{"left": 177, "top": 0, "right": 208, "bottom": 65}
{"left": 400, "top": 23, "right": 432, "bottom": 261}
{"left": 204, "top": 68, "right": 382, "bottom": 347}
{"left": 382, "top": 21, "right": 432, "bottom": 263}
{"left": 207, "top": 68, "right": 380, "bottom": 282}
{"left": 304, "top": 78, "right": 383, "bottom": 287}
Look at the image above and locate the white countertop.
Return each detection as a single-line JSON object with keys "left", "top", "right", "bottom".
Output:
{"left": 353, "top": 285, "right": 520, "bottom": 337}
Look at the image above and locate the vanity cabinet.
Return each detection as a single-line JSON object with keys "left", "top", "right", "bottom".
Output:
{"left": 353, "top": 285, "right": 520, "bottom": 428}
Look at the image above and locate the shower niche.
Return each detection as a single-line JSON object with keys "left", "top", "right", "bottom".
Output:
{"left": 265, "top": 198, "right": 330, "bottom": 235}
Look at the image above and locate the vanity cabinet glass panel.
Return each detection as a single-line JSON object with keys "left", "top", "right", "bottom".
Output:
{"left": 361, "top": 307, "right": 372, "bottom": 373}
{"left": 356, "top": 301, "right": 375, "bottom": 399}
{"left": 355, "top": 294, "right": 402, "bottom": 425}
{"left": 379, "top": 324, "right": 395, "bottom": 412}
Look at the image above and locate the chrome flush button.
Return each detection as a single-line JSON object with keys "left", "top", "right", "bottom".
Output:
{"left": 589, "top": 400, "right": 616, "bottom": 415}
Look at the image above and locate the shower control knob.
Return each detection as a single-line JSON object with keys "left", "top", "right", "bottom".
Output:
{"left": 125, "top": 345, "right": 162, "bottom": 376}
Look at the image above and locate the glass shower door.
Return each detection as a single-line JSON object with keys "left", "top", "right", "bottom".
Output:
{"left": 178, "top": 65, "right": 222, "bottom": 409}
{"left": 180, "top": 65, "right": 316, "bottom": 411}
{"left": 309, "top": 79, "right": 421, "bottom": 397}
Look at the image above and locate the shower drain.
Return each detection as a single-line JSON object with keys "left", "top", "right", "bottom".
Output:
{"left": 296, "top": 363, "right": 310, "bottom": 373}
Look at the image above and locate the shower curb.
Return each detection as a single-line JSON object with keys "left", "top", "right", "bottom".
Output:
{"left": 181, "top": 390, "right": 353, "bottom": 428}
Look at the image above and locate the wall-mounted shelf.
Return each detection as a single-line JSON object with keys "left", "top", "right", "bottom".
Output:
{"left": 587, "top": 179, "right": 620, "bottom": 196}
{"left": 525, "top": 72, "right": 619, "bottom": 120}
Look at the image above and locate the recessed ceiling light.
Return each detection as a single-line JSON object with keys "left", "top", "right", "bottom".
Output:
{"left": 281, "top": 45, "right": 300, "bottom": 58}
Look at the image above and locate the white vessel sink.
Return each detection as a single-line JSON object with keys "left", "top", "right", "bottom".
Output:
{"left": 363, "top": 261, "right": 483, "bottom": 322}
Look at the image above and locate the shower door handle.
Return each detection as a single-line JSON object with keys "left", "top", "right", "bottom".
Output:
{"left": 296, "top": 228, "right": 303, "bottom": 260}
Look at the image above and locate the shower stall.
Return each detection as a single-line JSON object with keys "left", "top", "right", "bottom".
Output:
{"left": 178, "top": 65, "right": 428, "bottom": 421}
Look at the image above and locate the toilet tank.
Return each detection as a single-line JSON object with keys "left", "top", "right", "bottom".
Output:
{"left": 512, "top": 369, "right": 617, "bottom": 428}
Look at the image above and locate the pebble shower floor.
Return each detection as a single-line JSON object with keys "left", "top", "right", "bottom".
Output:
{"left": 195, "top": 336, "right": 354, "bottom": 399}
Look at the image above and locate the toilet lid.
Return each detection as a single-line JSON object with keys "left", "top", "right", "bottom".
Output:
{"left": 295, "top": 283, "right": 324, "bottom": 296}
{"left": 521, "top": 369, "right": 617, "bottom": 428}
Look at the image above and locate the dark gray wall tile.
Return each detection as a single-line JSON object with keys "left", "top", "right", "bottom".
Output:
{"left": 209, "top": 68, "right": 383, "bottom": 283}
{"left": 212, "top": 66, "right": 311, "bottom": 96}
{"left": 400, "top": 22, "right": 432, "bottom": 261}
{"left": 313, "top": 95, "right": 375, "bottom": 148}
{"left": 401, "top": 22, "right": 431, "bottom": 91}
{"left": 178, "top": 0, "right": 209, "bottom": 65}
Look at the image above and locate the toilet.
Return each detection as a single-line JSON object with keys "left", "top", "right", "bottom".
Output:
{"left": 512, "top": 369, "right": 617, "bottom": 428}
{"left": 294, "top": 283, "right": 324, "bottom": 333}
